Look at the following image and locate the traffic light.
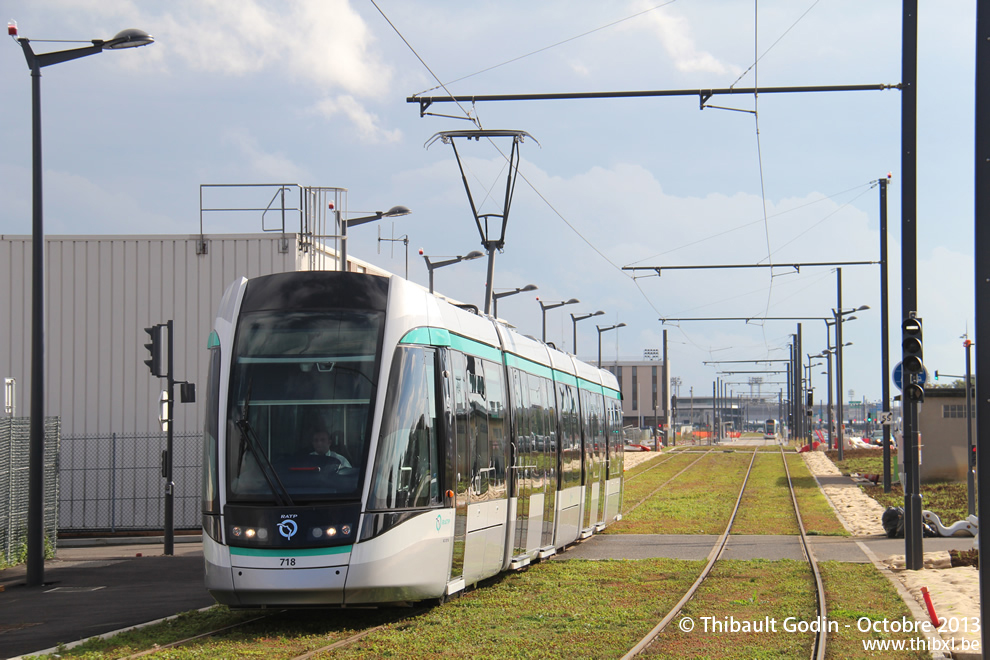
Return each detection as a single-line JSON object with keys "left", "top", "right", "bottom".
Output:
{"left": 902, "top": 316, "right": 924, "bottom": 373}
{"left": 670, "top": 395, "right": 677, "bottom": 415}
{"left": 144, "top": 324, "right": 166, "bottom": 377}
{"left": 933, "top": 370, "right": 939, "bottom": 381}
{"left": 905, "top": 381, "right": 925, "bottom": 403}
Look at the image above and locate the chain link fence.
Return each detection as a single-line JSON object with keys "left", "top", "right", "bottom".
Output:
{"left": 0, "top": 417, "right": 60, "bottom": 566}
{"left": 58, "top": 432, "right": 202, "bottom": 532}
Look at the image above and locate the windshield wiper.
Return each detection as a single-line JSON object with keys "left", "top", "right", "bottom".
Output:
{"left": 237, "top": 381, "right": 294, "bottom": 507}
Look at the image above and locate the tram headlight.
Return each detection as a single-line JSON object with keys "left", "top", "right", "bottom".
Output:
{"left": 326, "top": 526, "right": 338, "bottom": 537}
{"left": 232, "top": 526, "right": 243, "bottom": 537}
{"left": 341, "top": 524, "right": 352, "bottom": 536}
{"left": 245, "top": 528, "right": 256, "bottom": 538}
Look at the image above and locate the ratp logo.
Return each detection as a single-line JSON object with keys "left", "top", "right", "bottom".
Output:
{"left": 277, "top": 519, "right": 298, "bottom": 540}
{"left": 435, "top": 514, "right": 451, "bottom": 532}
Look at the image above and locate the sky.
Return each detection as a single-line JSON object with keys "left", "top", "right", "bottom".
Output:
{"left": 0, "top": 0, "right": 981, "bottom": 410}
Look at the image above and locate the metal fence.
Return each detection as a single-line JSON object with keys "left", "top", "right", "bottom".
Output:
{"left": 1, "top": 417, "right": 59, "bottom": 566}
{"left": 58, "top": 432, "right": 202, "bottom": 532}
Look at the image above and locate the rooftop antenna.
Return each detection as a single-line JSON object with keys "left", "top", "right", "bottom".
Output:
{"left": 425, "top": 129, "right": 538, "bottom": 314}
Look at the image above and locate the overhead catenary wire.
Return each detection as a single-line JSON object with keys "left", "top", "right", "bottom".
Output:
{"left": 379, "top": 1, "right": 880, "bottom": 370}
{"left": 412, "top": 0, "right": 682, "bottom": 97}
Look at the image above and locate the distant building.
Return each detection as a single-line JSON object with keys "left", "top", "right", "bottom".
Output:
{"left": 600, "top": 354, "right": 669, "bottom": 432}
{"left": 913, "top": 387, "right": 975, "bottom": 483}
{"left": 1, "top": 225, "right": 390, "bottom": 531}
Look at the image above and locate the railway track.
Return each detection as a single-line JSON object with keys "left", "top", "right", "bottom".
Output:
{"left": 113, "top": 445, "right": 832, "bottom": 659}
{"left": 621, "top": 446, "right": 828, "bottom": 659}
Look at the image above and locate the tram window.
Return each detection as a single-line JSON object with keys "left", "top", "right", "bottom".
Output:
{"left": 467, "top": 356, "right": 489, "bottom": 497}
{"left": 484, "top": 358, "right": 506, "bottom": 487}
{"left": 369, "top": 346, "right": 440, "bottom": 510}
{"left": 557, "top": 382, "right": 581, "bottom": 490}
{"left": 203, "top": 345, "right": 221, "bottom": 517}
{"left": 225, "top": 309, "right": 382, "bottom": 501}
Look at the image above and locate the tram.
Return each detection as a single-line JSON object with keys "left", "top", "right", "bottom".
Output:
{"left": 764, "top": 419, "right": 780, "bottom": 440}
{"left": 202, "top": 271, "right": 624, "bottom": 607}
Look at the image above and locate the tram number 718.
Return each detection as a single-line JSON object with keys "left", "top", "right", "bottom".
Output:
{"left": 280, "top": 558, "right": 297, "bottom": 567}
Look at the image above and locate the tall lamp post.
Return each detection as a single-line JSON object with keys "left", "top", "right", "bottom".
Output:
{"left": 597, "top": 323, "right": 626, "bottom": 368}
{"left": 14, "top": 25, "right": 155, "bottom": 588}
{"left": 492, "top": 284, "right": 537, "bottom": 318}
{"left": 338, "top": 205, "right": 411, "bottom": 272}
{"left": 571, "top": 311, "right": 604, "bottom": 355}
{"left": 834, "top": 301, "right": 869, "bottom": 461}
{"left": 421, "top": 249, "right": 484, "bottom": 293}
{"left": 539, "top": 298, "right": 579, "bottom": 343}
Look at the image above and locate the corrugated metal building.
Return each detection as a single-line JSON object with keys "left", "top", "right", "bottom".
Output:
{"left": 1, "top": 230, "right": 390, "bottom": 531}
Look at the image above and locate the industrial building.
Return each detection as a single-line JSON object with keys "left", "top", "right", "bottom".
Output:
{"left": 0, "top": 184, "right": 399, "bottom": 534}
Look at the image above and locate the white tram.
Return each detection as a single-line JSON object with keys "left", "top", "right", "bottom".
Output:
{"left": 202, "top": 271, "right": 623, "bottom": 607}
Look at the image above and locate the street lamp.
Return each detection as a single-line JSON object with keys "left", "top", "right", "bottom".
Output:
{"left": 833, "top": 302, "right": 869, "bottom": 460}
{"left": 13, "top": 24, "right": 154, "bottom": 587}
{"left": 421, "top": 249, "right": 484, "bottom": 294}
{"left": 492, "top": 284, "right": 538, "bottom": 318}
{"left": 338, "top": 205, "right": 411, "bottom": 272}
{"left": 539, "top": 298, "right": 579, "bottom": 343}
{"left": 597, "top": 323, "right": 626, "bottom": 368}
{"left": 571, "top": 311, "right": 604, "bottom": 355}
{"left": 817, "top": 341, "right": 852, "bottom": 451}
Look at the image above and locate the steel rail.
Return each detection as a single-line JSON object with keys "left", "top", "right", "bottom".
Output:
{"left": 622, "top": 447, "right": 759, "bottom": 658}
{"left": 119, "top": 612, "right": 278, "bottom": 659}
{"left": 779, "top": 445, "right": 828, "bottom": 660}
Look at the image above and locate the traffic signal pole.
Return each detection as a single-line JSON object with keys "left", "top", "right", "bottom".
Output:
{"left": 144, "top": 320, "right": 194, "bottom": 557}
{"left": 164, "top": 319, "right": 174, "bottom": 556}
{"left": 900, "top": 0, "right": 922, "bottom": 572}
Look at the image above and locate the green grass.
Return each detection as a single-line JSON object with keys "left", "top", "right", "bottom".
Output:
{"left": 732, "top": 452, "right": 800, "bottom": 535}
{"left": 622, "top": 452, "right": 712, "bottom": 515}
{"left": 787, "top": 453, "right": 849, "bottom": 536}
{"left": 608, "top": 451, "right": 754, "bottom": 535}
{"left": 644, "top": 559, "right": 818, "bottom": 658}
{"left": 820, "top": 562, "right": 930, "bottom": 658}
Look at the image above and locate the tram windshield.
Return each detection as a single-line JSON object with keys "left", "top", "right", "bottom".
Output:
{"left": 226, "top": 310, "right": 383, "bottom": 502}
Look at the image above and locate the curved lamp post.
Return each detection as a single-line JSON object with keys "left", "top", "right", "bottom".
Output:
{"left": 539, "top": 298, "right": 579, "bottom": 343}
{"left": 14, "top": 24, "right": 154, "bottom": 587}
{"left": 421, "top": 249, "right": 484, "bottom": 293}
{"left": 571, "top": 311, "right": 604, "bottom": 355}
{"left": 492, "top": 284, "right": 537, "bottom": 318}
{"left": 339, "top": 205, "right": 411, "bottom": 272}
{"left": 597, "top": 322, "right": 626, "bottom": 368}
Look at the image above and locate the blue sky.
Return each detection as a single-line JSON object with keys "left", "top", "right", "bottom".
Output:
{"left": 0, "top": 1, "right": 979, "bottom": 406}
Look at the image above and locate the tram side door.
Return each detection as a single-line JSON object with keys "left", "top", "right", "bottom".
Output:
{"left": 443, "top": 350, "right": 469, "bottom": 591}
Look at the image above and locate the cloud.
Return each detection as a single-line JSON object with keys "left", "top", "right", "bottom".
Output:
{"left": 635, "top": 2, "right": 741, "bottom": 76}
{"left": 148, "top": 0, "right": 392, "bottom": 96}
{"left": 312, "top": 95, "right": 403, "bottom": 144}
{"left": 222, "top": 129, "right": 309, "bottom": 181}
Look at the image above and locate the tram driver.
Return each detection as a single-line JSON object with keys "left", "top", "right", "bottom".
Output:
{"left": 310, "top": 429, "right": 353, "bottom": 469}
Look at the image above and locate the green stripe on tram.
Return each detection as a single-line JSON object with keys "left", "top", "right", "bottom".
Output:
{"left": 230, "top": 545, "right": 352, "bottom": 558}
{"left": 504, "top": 353, "right": 554, "bottom": 380}
{"left": 399, "top": 328, "right": 619, "bottom": 397}
{"left": 399, "top": 327, "right": 501, "bottom": 362}
{"left": 207, "top": 330, "right": 220, "bottom": 349}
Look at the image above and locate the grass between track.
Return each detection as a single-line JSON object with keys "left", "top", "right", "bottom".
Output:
{"left": 616, "top": 449, "right": 847, "bottom": 537}
{"left": 39, "top": 559, "right": 929, "bottom": 659}
{"left": 607, "top": 451, "right": 753, "bottom": 535}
